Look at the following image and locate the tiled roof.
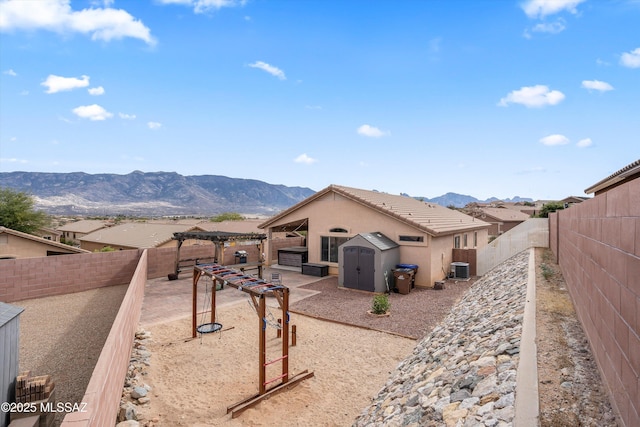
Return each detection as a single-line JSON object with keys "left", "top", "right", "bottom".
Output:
{"left": 56, "top": 219, "right": 108, "bottom": 233}
{"left": 477, "top": 207, "right": 531, "bottom": 222}
{"left": 585, "top": 158, "right": 640, "bottom": 194}
{"left": 260, "top": 184, "right": 489, "bottom": 236}
{"left": 0, "top": 226, "right": 90, "bottom": 254}
{"left": 80, "top": 223, "right": 201, "bottom": 248}
{"left": 196, "top": 219, "right": 263, "bottom": 234}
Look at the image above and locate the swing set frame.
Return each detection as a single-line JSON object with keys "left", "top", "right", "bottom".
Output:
{"left": 192, "top": 262, "right": 314, "bottom": 418}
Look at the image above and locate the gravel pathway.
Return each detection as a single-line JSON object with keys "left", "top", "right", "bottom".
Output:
{"left": 290, "top": 277, "right": 475, "bottom": 339}
{"left": 16, "top": 285, "right": 128, "bottom": 426}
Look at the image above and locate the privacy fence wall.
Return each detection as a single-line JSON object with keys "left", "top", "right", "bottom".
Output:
{"left": 550, "top": 178, "right": 639, "bottom": 427}
{"left": 476, "top": 218, "right": 549, "bottom": 276}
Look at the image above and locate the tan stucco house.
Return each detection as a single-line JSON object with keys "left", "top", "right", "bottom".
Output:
{"left": 470, "top": 207, "right": 531, "bottom": 237}
{"left": 259, "top": 185, "right": 490, "bottom": 288}
{"left": 0, "top": 227, "right": 89, "bottom": 259}
{"left": 57, "top": 219, "right": 110, "bottom": 245}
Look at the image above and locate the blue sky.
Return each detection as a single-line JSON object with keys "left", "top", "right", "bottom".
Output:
{"left": 0, "top": 0, "right": 638, "bottom": 201}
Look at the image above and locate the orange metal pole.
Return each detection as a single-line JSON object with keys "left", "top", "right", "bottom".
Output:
{"left": 282, "top": 288, "right": 289, "bottom": 384}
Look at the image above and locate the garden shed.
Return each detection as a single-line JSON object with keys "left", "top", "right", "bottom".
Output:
{"left": 338, "top": 232, "right": 399, "bottom": 293}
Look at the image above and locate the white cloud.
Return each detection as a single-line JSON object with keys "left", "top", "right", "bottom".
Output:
{"left": 248, "top": 61, "right": 286, "bottom": 80}
{"left": 576, "top": 138, "right": 592, "bottom": 148}
{"left": 157, "top": 0, "right": 246, "bottom": 14}
{"left": 581, "top": 80, "right": 614, "bottom": 92}
{"left": 0, "top": 157, "right": 28, "bottom": 164}
{"left": 530, "top": 20, "right": 566, "bottom": 34}
{"left": 147, "top": 121, "right": 162, "bottom": 129}
{"left": 0, "top": 0, "right": 156, "bottom": 45}
{"left": 88, "top": 86, "right": 105, "bottom": 95}
{"left": 521, "top": 0, "right": 585, "bottom": 18}
{"left": 540, "top": 134, "right": 570, "bottom": 146}
{"left": 42, "top": 74, "right": 89, "bottom": 93}
{"left": 119, "top": 112, "right": 136, "bottom": 120}
{"left": 294, "top": 153, "right": 317, "bottom": 164}
{"left": 357, "top": 124, "right": 389, "bottom": 138}
{"left": 498, "top": 85, "right": 565, "bottom": 108}
{"left": 72, "top": 104, "right": 113, "bottom": 120}
{"left": 620, "top": 47, "right": 640, "bottom": 68}
{"left": 3, "top": 69, "right": 17, "bottom": 76}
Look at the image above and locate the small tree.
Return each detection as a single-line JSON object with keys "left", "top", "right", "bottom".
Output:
{"left": 0, "top": 187, "right": 50, "bottom": 233}
{"left": 537, "top": 202, "right": 565, "bottom": 218}
{"left": 210, "top": 212, "right": 244, "bottom": 222}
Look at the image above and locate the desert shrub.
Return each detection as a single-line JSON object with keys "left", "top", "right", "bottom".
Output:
{"left": 371, "top": 294, "right": 390, "bottom": 314}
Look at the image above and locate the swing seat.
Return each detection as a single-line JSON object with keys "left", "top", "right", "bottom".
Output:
{"left": 197, "top": 322, "right": 223, "bottom": 334}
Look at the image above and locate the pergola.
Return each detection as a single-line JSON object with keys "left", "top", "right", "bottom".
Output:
{"left": 172, "top": 231, "right": 267, "bottom": 277}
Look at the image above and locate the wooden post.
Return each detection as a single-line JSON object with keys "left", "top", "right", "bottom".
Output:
{"left": 282, "top": 288, "right": 289, "bottom": 384}
{"left": 277, "top": 319, "right": 282, "bottom": 338}
{"left": 174, "top": 238, "right": 184, "bottom": 276}
{"left": 292, "top": 325, "right": 297, "bottom": 347}
{"left": 258, "top": 296, "right": 266, "bottom": 395}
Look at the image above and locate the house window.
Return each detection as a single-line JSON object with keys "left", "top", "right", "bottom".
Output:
{"left": 454, "top": 235, "right": 461, "bottom": 249}
{"left": 330, "top": 227, "right": 348, "bottom": 233}
{"left": 321, "top": 236, "right": 349, "bottom": 262}
{"left": 474, "top": 231, "right": 478, "bottom": 247}
{"left": 463, "top": 234, "right": 468, "bottom": 248}
{"left": 399, "top": 235, "right": 423, "bottom": 242}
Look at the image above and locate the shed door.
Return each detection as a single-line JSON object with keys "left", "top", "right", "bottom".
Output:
{"left": 343, "top": 246, "right": 375, "bottom": 292}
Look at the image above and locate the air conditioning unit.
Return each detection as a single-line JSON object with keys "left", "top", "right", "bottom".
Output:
{"left": 450, "top": 262, "right": 470, "bottom": 280}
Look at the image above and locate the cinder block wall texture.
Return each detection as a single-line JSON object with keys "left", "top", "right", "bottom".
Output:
{"left": 0, "top": 250, "right": 141, "bottom": 303}
{"left": 551, "top": 178, "right": 639, "bottom": 427}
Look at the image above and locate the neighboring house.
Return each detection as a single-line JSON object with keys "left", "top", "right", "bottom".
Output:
{"left": 34, "top": 227, "right": 62, "bottom": 242}
{"left": 259, "top": 184, "right": 490, "bottom": 288}
{"left": 584, "top": 158, "right": 640, "bottom": 195}
{"left": 79, "top": 223, "right": 207, "bottom": 251}
{"left": 561, "top": 196, "right": 590, "bottom": 206}
{"left": 57, "top": 220, "right": 110, "bottom": 245}
{"left": 0, "top": 226, "right": 90, "bottom": 259}
{"left": 471, "top": 207, "right": 531, "bottom": 237}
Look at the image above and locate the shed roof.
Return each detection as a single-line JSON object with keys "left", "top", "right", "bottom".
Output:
{"left": 0, "top": 226, "right": 90, "bottom": 254}
{"left": 80, "top": 223, "right": 202, "bottom": 248}
{"left": 357, "top": 232, "right": 399, "bottom": 251}
{"left": 260, "top": 184, "right": 489, "bottom": 236}
{"left": 0, "top": 302, "right": 24, "bottom": 327}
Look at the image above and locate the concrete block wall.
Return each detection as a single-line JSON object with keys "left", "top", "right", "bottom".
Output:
{"left": 0, "top": 251, "right": 141, "bottom": 303}
{"left": 61, "top": 250, "right": 148, "bottom": 426}
{"left": 552, "top": 178, "right": 639, "bottom": 427}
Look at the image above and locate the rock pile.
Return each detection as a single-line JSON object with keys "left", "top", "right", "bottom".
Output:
{"left": 354, "top": 250, "right": 530, "bottom": 426}
{"left": 116, "top": 330, "right": 155, "bottom": 427}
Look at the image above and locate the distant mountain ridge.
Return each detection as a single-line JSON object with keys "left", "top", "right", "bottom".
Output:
{"left": 422, "top": 192, "right": 533, "bottom": 208}
{"left": 0, "top": 171, "right": 533, "bottom": 216}
{"left": 0, "top": 171, "right": 316, "bottom": 216}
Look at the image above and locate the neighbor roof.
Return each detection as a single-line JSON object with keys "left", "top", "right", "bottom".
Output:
{"left": 80, "top": 223, "right": 202, "bottom": 248}
{"left": 260, "top": 184, "right": 489, "bottom": 236}
{"left": 477, "top": 207, "right": 531, "bottom": 222}
{"left": 0, "top": 227, "right": 90, "bottom": 254}
{"left": 584, "top": 158, "right": 640, "bottom": 195}
{"left": 57, "top": 219, "right": 109, "bottom": 233}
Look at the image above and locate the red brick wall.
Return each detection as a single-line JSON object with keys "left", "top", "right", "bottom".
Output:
{"left": 0, "top": 250, "right": 140, "bottom": 303}
{"left": 552, "top": 178, "right": 639, "bottom": 427}
{"left": 61, "top": 250, "right": 148, "bottom": 426}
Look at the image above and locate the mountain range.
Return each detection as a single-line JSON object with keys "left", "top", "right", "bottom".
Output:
{"left": 0, "top": 171, "right": 533, "bottom": 216}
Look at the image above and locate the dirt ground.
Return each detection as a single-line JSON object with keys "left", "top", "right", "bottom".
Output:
{"left": 535, "top": 247, "right": 617, "bottom": 426}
